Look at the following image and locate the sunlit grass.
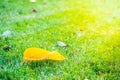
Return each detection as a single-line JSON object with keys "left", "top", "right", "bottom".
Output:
{"left": 0, "top": 0, "right": 120, "bottom": 79}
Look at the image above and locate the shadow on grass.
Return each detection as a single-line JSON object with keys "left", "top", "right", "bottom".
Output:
{"left": 0, "top": 60, "right": 65, "bottom": 80}
{"left": 23, "top": 60, "right": 63, "bottom": 69}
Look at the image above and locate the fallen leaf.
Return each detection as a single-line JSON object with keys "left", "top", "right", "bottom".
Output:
{"left": 32, "top": 9, "right": 37, "bottom": 12}
{"left": 77, "top": 29, "right": 85, "bottom": 37}
{"left": 80, "top": 29, "right": 84, "bottom": 32}
{"left": 24, "top": 48, "right": 66, "bottom": 61}
{"left": 47, "top": 51, "right": 66, "bottom": 60}
{"left": 2, "top": 30, "right": 11, "bottom": 37}
{"left": 57, "top": 41, "right": 67, "bottom": 47}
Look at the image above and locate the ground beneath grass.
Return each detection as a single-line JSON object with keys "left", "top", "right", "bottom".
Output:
{"left": 0, "top": 0, "right": 120, "bottom": 80}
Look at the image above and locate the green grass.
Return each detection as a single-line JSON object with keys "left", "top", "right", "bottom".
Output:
{"left": 0, "top": 0, "right": 120, "bottom": 80}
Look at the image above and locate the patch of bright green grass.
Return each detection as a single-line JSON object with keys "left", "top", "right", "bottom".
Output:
{"left": 0, "top": 0, "right": 120, "bottom": 79}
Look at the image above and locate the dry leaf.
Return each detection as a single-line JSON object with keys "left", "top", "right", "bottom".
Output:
{"left": 47, "top": 51, "right": 66, "bottom": 60}
{"left": 24, "top": 48, "right": 66, "bottom": 61}
{"left": 32, "top": 9, "right": 37, "bottom": 12}
{"left": 57, "top": 41, "right": 67, "bottom": 47}
{"left": 2, "top": 30, "right": 11, "bottom": 37}
{"left": 77, "top": 29, "right": 84, "bottom": 37}
{"left": 80, "top": 29, "right": 84, "bottom": 32}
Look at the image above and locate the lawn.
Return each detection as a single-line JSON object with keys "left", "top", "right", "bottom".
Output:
{"left": 0, "top": 0, "right": 120, "bottom": 80}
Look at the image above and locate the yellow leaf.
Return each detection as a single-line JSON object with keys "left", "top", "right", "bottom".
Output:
{"left": 24, "top": 48, "right": 66, "bottom": 61}
{"left": 47, "top": 51, "right": 66, "bottom": 60}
